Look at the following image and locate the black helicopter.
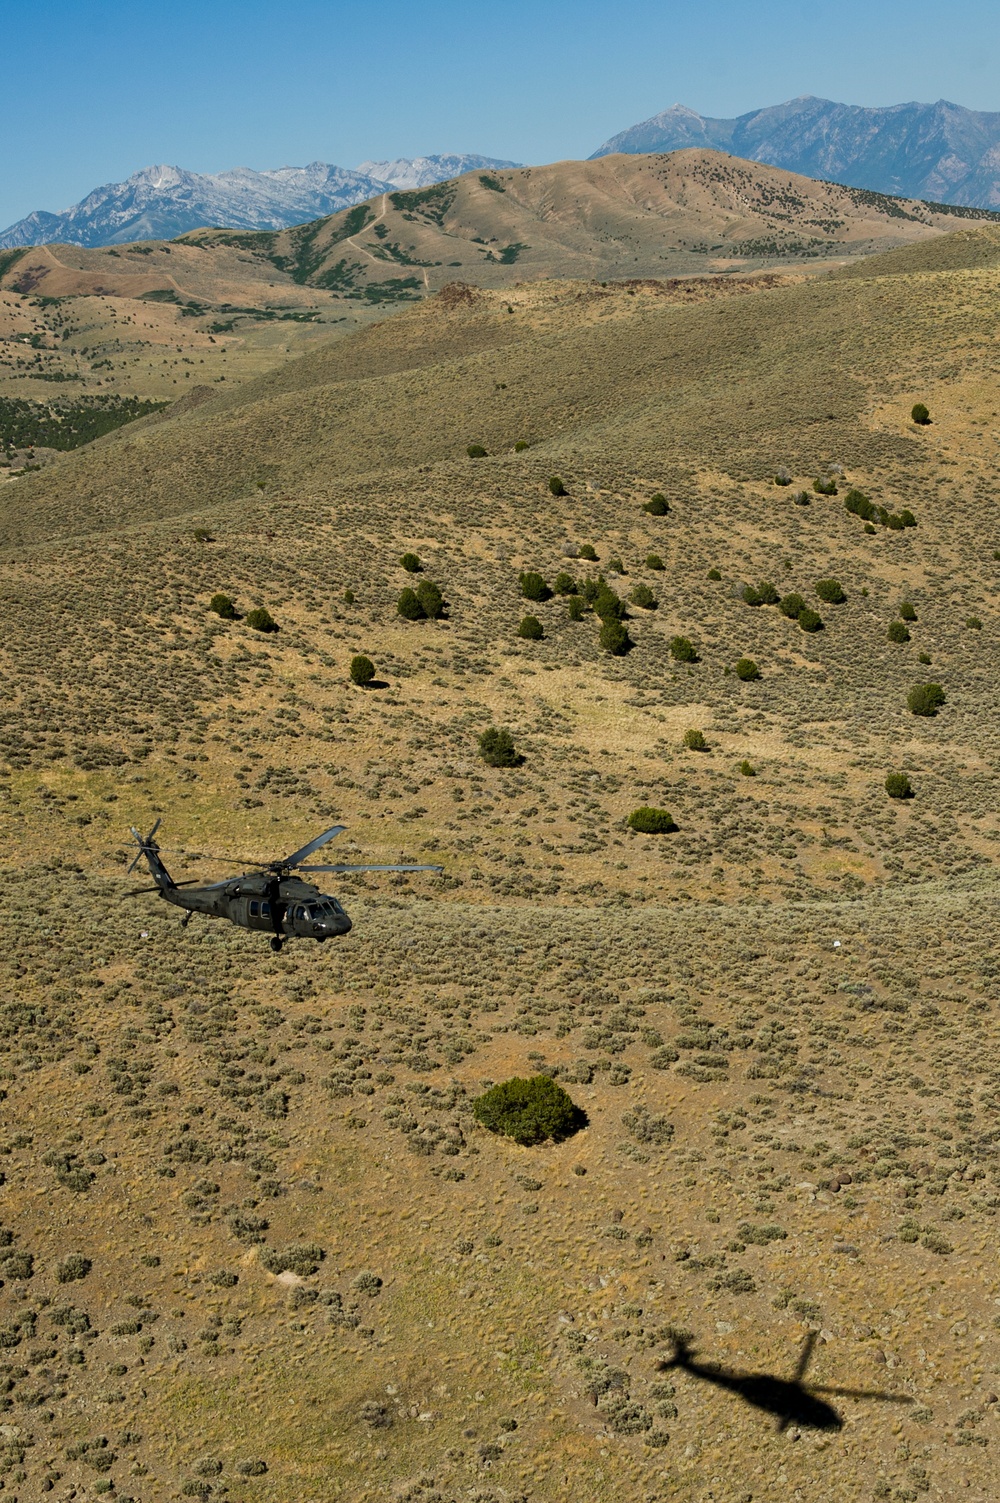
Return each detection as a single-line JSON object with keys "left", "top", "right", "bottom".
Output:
{"left": 127, "top": 820, "right": 442, "bottom": 951}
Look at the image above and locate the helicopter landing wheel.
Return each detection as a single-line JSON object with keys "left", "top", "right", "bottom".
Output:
{"left": 269, "top": 936, "right": 283, "bottom": 953}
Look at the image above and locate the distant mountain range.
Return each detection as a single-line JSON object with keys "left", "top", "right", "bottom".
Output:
{"left": 592, "top": 97, "right": 1000, "bottom": 208}
{"left": 0, "top": 154, "right": 521, "bottom": 249}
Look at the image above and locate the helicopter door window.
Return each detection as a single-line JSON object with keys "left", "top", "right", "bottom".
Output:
{"left": 294, "top": 906, "right": 305, "bottom": 920}
{"left": 249, "top": 901, "right": 259, "bottom": 917}
{"left": 261, "top": 901, "right": 270, "bottom": 917}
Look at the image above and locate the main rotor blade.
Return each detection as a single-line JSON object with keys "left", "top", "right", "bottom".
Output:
{"left": 283, "top": 825, "right": 347, "bottom": 868}
{"left": 297, "top": 862, "right": 443, "bottom": 873}
{"left": 123, "top": 880, "right": 201, "bottom": 896}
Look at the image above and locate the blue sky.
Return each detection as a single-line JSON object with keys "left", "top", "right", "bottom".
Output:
{"left": 3, "top": 0, "right": 999, "bottom": 227}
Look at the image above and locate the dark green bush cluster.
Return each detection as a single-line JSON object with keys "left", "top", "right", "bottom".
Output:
{"left": 735, "top": 657, "right": 760, "bottom": 681}
{"left": 629, "top": 583, "right": 657, "bottom": 609}
{"left": 670, "top": 635, "right": 697, "bottom": 662}
{"left": 683, "top": 728, "right": 707, "bottom": 750}
{"left": 644, "top": 492, "right": 670, "bottom": 515}
{"left": 885, "top": 772, "right": 914, "bottom": 798}
{"left": 479, "top": 727, "right": 522, "bottom": 767}
{"left": 899, "top": 600, "right": 917, "bottom": 621}
{"left": 350, "top": 654, "right": 376, "bottom": 685}
{"left": 773, "top": 467, "right": 792, "bottom": 486}
{"left": 209, "top": 593, "right": 237, "bottom": 620}
{"left": 813, "top": 475, "right": 837, "bottom": 496}
{"left": 628, "top": 807, "right": 677, "bottom": 833}
{"left": 472, "top": 1075, "right": 582, "bottom": 1145}
{"left": 742, "top": 580, "right": 779, "bottom": 606}
{"left": 845, "top": 488, "right": 917, "bottom": 530}
{"left": 645, "top": 553, "right": 664, "bottom": 570}
{"left": 887, "top": 620, "right": 910, "bottom": 643}
{"left": 244, "top": 607, "right": 278, "bottom": 633}
{"left": 397, "top": 580, "right": 444, "bottom": 620}
{"left": 400, "top": 552, "right": 422, "bottom": 573}
{"left": 553, "top": 571, "right": 577, "bottom": 595}
{"left": 911, "top": 402, "right": 931, "bottom": 425}
{"left": 548, "top": 475, "right": 567, "bottom": 496}
{"left": 518, "top": 615, "right": 543, "bottom": 640}
{"left": 907, "top": 683, "right": 945, "bottom": 717}
{"left": 467, "top": 443, "right": 488, "bottom": 458}
{"left": 578, "top": 543, "right": 598, "bottom": 561}
{"left": 519, "top": 571, "right": 550, "bottom": 602}
{"left": 815, "top": 578, "right": 846, "bottom": 604}
{"left": 779, "top": 592, "right": 806, "bottom": 619}
{"left": 706, "top": 567, "right": 722, "bottom": 581}
{"left": 600, "top": 620, "right": 630, "bottom": 655}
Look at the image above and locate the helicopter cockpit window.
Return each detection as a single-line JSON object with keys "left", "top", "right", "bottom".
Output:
{"left": 249, "top": 901, "right": 259, "bottom": 917}
{"left": 294, "top": 906, "right": 305, "bottom": 920}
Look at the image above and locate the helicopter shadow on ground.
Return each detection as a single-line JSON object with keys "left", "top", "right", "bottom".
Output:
{"left": 659, "top": 1332, "right": 914, "bottom": 1432}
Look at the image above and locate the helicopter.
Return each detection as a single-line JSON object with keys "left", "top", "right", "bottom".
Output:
{"left": 127, "top": 820, "right": 442, "bottom": 951}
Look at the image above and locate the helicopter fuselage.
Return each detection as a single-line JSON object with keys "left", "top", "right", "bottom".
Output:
{"left": 160, "top": 874, "right": 352, "bottom": 942}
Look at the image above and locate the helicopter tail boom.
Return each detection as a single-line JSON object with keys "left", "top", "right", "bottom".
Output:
{"left": 128, "top": 821, "right": 176, "bottom": 891}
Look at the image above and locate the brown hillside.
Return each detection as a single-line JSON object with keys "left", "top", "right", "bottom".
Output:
{"left": 1, "top": 236, "right": 1000, "bottom": 1500}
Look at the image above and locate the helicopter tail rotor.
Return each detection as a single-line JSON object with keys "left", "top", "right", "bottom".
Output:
{"left": 127, "top": 820, "right": 176, "bottom": 891}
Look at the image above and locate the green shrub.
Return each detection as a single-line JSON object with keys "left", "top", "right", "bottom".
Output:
{"left": 779, "top": 592, "right": 806, "bottom": 619}
{"left": 735, "top": 657, "right": 760, "bottom": 681}
{"left": 472, "top": 1075, "right": 582, "bottom": 1145}
{"left": 193, "top": 527, "right": 213, "bottom": 543}
{"left": 791, "top": 490, "right": 809, "bottom": 506}
{"left": 607, "top": 555, "right": 626, "bottom": 574}
{"left": 553, "top": 571, "right": 577, "bottom": 595}
{"left": 467, "top": 443, "right": 488, "bottom": 458}
{"left": 350, "top": 654, "right": 376, "bottom": 686}
{"left": 900, "top": 509, "right": 917, "bottom": 528}
{"left": 918, "top": 651, "right": 931, "bottom": 664}
{"left": 343, "top": 588, "right": 355, "bottom": 603}
{"left": 514, "top": 440, "right": 530, "bottom": 452}
{"left": 845, "top": 488, "right": 878, "bottom": 523}
{"left": 966, "top": 616, "right": 983, "bottom": 630}
{"left": 706, "top": 567, "right": 722, "bottom": 581}
{"left": 644, "top": 493, "right": 670, "bottom": 515}
{"left": 567, "top": 594, "right": 585, "bottom": 621}
{"left": 899, "top": 601, "right": 917, "bottom": 621}
{"left": 209, "top": 593, "right": 237, "bottom": 620}
{"left": 683, "top": 728, "right": 707, "bottom": 750}
{"left": 518, "top": 615, "right": 543, "bottom": 640}
{"left": 813, "top": 476, "right": 837, "bottom": 495}
{"left": 519, "top": 571, "right": 549, "bottom": 601}
{"left": 645, "top": 553, "right": 665, "bottom": 570}
{"left": 907, "top": 683, "right": 945, "bottom": 716}
{"left": 397, "top": 587, "right": 423, "bottom": 620}
{"left": 628, "top": 807, "right": 678, "bottom": 833}
{"left": 599, "top": 619, "right": 630, "bottom": 655}
{"left": 739, "top": 760, "right": 756, "bottom": 777}
{"left": 578, "top": 543, "right": 598, "bottom": 561}
{"left": 415, "top": 580, "right": 444, "bottom": 619}
{"left": 629, "top": 584, "right": 657, "bottom": 609}
{"left": 400, "top": 552, "right": 422, "bottom": 573}
{"left": 911, "top": 402, "right": 930, "bottom": 425}
{"left": 548, "top": 475, "right": 567, "bottom": 496}
{"left": 773, "top": 468, "right": 792, "bottom": 486}
{"left": 798, "top": 608, "right": 823, "bottom": 632}
{"left": 670, "top": 635, "right": 697, "bottom": 662}
{"left": 885, "top": 772, "right": 913, "bottom": 799}
{"left": 887, "top": 620, "right": 910, "bottom": 643}
{"left": 743, "top": 581, "right": 778, "bottom": 606}
{"left": 864, "top": 523, "right": 876, "bottom": 534}
{"left": 815, "top": 578, "right": 845, "bottom": 604}
{"left": 592, "top": 583, "right": 625, "bottom": 622}
{"left": 244, "top": 607, "right": 278, "bottom": 633}
{"left": 479, "top": 727, "right": 522, "bottom": 767}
